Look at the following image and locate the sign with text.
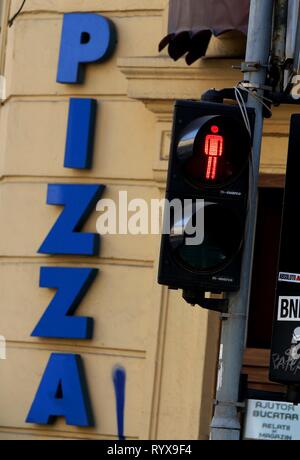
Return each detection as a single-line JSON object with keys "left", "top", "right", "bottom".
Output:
{"left": 26, "top": 12, "right": 117, "bottom": 430}
{"left": 244, "top": 399, "right": 300, "bottom": 441}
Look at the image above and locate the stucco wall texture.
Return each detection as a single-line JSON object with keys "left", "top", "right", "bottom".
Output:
{"left": 0, "top": 0, "right": 290, "bottom": 440}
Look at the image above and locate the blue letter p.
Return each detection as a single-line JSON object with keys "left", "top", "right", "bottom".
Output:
{"left": 57, "top": 13, "right": 117, "bottom": 84}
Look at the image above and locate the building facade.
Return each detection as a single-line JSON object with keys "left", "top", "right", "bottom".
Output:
{"left": 0, "top": 0, "right": 293, "bottom": 440}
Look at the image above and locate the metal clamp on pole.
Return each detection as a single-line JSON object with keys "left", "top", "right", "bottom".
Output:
{"left": 241, "top": 82, "right": 273, "bottom": 92}
{"left": 241, "top": 62, "right": 264, "bottom": 72}
{"left": 201, "top": 87, "right": 246, "bottom": 104}
{"left": 213, "top": 400, "right": 246, "bottom": 409}
{"left": 232, "top": 62, "right": 269, "bottom": 72}
{"left": 220, "top": 313, "right": 247, "bottom": 321}
{"left": 182, "top": 290, "right": 229, "bottom": 314}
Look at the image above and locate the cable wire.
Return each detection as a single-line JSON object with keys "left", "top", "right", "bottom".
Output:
{"left": 234, "top": 82, "right": 259, "bottom": 220}
{"left": 8, "top": 0, "right": 26, "bottom": 28}
{"left": 236, "top": 82, "right": 273, "bottom": 115}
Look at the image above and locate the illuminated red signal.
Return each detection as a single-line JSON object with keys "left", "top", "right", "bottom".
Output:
{"left": 211, "top": 125, "right": 220, "bottom": 134}
{"left": 205, "top": 127, "right": 224, "bottom": 180}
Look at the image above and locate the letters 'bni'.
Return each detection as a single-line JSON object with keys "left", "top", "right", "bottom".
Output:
{"left": 32, "top": 267, "right": 98, "bottom": 340}
{"left": 26, "top": 354, "right": 94, "bottom": 427}
{"left": 38, "top": 184, "right": 105, "bottom": 256}
{"left": 64, "top": 98, "right": 97, "bottom": 170}
{"left": 57, "top": 13, "right": 117, "bottom": 84}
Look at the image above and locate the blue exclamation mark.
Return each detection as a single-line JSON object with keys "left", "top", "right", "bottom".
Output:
{"left": 113, "top": 366, "right": 126, "bottom": 440}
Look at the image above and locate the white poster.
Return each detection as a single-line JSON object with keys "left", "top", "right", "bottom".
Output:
{"left": 244, "top": 399, "right": 300, "bottom": 441}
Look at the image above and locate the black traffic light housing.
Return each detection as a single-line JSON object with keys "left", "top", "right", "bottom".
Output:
{"left": 158, "top": 100, "right": 255, "bottom": 298}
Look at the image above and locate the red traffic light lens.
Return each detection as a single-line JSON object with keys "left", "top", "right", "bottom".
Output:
{"left": 211, "top": 125, "right": 220, "bottom": 134}
{"left": 183, "top": 117, "right": 250, "bottom": 188}
{"left": 204, "top": 132, "right": 224, "bottom": 181}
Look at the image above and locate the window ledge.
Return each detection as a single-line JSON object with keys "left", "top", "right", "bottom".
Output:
{"left": 118, "top": 56, "right": 241, "bottom": 111}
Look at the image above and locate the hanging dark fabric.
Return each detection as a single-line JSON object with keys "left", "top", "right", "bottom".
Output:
{"left": 159, "top": 0, "right": 250, "bottom": 65}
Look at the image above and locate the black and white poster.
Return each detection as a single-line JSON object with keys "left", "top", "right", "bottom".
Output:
{"left": 270, "top": 115, "right": 300, "bottom": 384}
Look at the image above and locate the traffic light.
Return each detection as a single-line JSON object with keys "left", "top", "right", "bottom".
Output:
{"left": 158, "top": 100, "right": 255, "bottom": 303}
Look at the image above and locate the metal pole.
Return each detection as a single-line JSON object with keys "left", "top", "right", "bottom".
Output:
{"left": 272, "top": 0, "right": 288, "bottom": 92}
{"left": 292, "top": 0, "right": 300, "bottom": 75}
{"left": 272, "top": 0, "right": 288, "bottom": 63}
{"left": 210, "top": 0, "right": 274, "bottom": 440}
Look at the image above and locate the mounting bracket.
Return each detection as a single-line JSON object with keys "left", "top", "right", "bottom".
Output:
{"left": 182, "top": 290, "right": 229, "bottom": 314}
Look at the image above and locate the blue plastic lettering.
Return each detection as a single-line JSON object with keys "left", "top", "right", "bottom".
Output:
{"left": 26, "top": 354, "right": 94, "bottom": 427}
{"left": 32, "top": 267, "right": 98, "bottom": 339}
{"left": 64, "top": 98, "right": 97, "bottom": 170}
{"left": 57, "top": 13, "right": 117, "bottom": 84}
{"left": 38, "top": 184, "right": 105, "bottom": 256}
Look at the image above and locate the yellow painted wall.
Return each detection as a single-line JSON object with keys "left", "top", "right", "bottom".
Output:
{"left": 0, "top": 0, "right": 219, "bottom": 440}
{"left": 0, "top": 0, "right": 291, "bottom": 441}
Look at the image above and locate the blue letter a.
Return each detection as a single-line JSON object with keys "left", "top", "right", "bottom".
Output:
{"left": 26, "top": 354, "right": 94, "bottom": 427}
